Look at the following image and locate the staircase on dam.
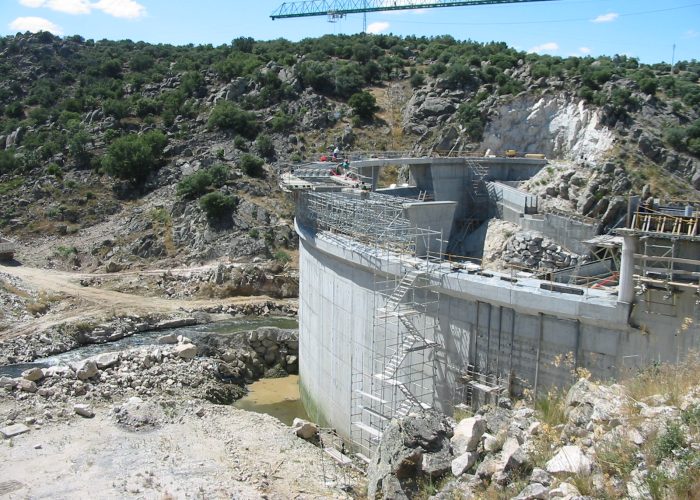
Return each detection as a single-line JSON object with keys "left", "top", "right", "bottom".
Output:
{"left": 351, "top": 268, "right": 440, "bottom": 462}
{"left": 467, "top": 159, "right": 490, "bottom": 208}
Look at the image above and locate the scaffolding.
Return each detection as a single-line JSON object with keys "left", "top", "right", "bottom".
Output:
{"left": 296, "top": 189, "right": 448, "bottom": 464}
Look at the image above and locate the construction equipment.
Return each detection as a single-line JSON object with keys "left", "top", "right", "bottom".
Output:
{"left": 271, "top": 0, "right": 559, "bottom": 26}
{"left": 504, "top": 149, "right": 517, "bottom": 158}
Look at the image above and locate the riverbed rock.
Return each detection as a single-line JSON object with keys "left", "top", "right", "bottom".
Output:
{"left": 74, "top": 404, "right": 95, "bottom": 418}
{"left": 94, "top": 352, "right": 120, "bottom": 369}
{"left": 158, "top": 333, "right": 178, "bottom": 344}
{"left": 17, "top": 379, "right": 38, "bottom": 393}
{"left": 0, "top": 423, "right": 30, "bottom": 438}
{"left": 74, "top": 360, "right": 99, "bottom": 380}
{"left": 0, "top": 376, "right": 17, "bottom": 390}
{"left": 292, "top": 418, "right": 318, "bottom": 440}
{"left": 22, "top": 367, "right": 45, "bottom": 382}
{"left": 174, "top": 343, "right": 197, "bottom": 359}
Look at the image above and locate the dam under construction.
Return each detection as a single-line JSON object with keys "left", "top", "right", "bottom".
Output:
{"left": 281, "top": 154, "right": 700, "bottom": 462}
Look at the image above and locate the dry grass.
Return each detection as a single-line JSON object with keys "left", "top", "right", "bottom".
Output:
{"left": 623, "top": 349, "right": 700, "bottom": 407}
{"left": 0, "top": 279, "right": 31, "bottom": 298}
{"left": 25, "top": 290, "right": 62, "bottom": 316}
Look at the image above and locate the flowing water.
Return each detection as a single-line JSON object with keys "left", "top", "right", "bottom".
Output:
{"left": 233, "top": 375, "right": 310, "bottom": 425}
{"left": 0, "top": 316, "right": 298, "bottom": 378}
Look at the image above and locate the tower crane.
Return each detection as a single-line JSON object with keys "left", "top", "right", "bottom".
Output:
{"left": 271, "top": 0, "right": 559, "bottom": 30}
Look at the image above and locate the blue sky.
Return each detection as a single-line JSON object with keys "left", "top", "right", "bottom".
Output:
{"left": 1, "top": 0, "right": 699, "bottom": 63}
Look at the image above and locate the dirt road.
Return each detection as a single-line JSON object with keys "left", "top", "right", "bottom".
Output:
{"left": 0, "top": 263, "right": 293, "bottom": 339}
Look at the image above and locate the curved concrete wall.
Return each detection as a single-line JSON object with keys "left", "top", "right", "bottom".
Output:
{"left": 297, "top": 220, "right": 700, "bottom": 443}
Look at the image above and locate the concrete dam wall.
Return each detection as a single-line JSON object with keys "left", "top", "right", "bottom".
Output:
{"left": 296, "top": 219, "right": 684, "bottom": 449}
{"left": 289, "top": 158, "right": 700, "bottom": 457}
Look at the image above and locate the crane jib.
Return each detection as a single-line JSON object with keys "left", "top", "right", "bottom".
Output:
{"left": 270, "top": 0, "right": 560, "bottom": 20}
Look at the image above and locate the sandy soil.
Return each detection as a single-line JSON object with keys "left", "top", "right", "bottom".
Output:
{"left": 0, "top": 399, "right": 359, "bottom": 499}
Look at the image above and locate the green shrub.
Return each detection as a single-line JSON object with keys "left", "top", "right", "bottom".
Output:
{"left": 653, "top": 423, "right": 685, "bottom": 461}
{"left": 177, "top": 170, "right": 212, "bottom": 199}
{"left": 255, "top": 133, "right": 275, "bottom": 159}
{"left": 0, "top": 150, "right": 19, "bottom": 174}
{"left": 274, "top": 250, "right": 291, "bottom": 263}
{"left": 457, "top": 103, "right": 485, "bottom": 141}
{"left": 234, "top": 136, "right": 248, "bottom": 150}
{"left": 46, "top": 163, "right": 62, "bottom": 177}
{"left": 207, "top": 101, "right": 259, "bottom": 138}
{"left": 102, "top": 130, "right": 168, "bottom": 184}
{"left": 199, "top": 191, "right": 237, "bottom": 221}
{"left": 209, "top": 163, "right": 229, "bottom": 187}
{"left": 239, "top": 154, "right": 265, "bottom": 178}
{"left": 348, "top": 91, "right": 378, "bottom": 121}
{"left": 248, "top": 228, "right": 259, "bottom": 238}
{"left": 410, "top": 71, "right": 425, "bottom": 88}
{"left": 269, "top": 110, "right": 295, "bottom": 132}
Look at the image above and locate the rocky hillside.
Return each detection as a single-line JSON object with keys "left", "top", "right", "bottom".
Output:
{"left": 0, "top": 32, "right": 699, "bottom": 271}
{"left": 368, "top": 355, "right": 700, "bottom": 499}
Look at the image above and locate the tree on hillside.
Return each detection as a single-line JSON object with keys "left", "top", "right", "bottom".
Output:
{"left": 348, "top": 91, "right": 378, "bottom": 122}
{"left": 102, "top": 130, "right": 167, "bottom": 184}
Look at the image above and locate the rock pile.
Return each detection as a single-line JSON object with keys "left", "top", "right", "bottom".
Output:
{"left": 0, "top": 326, "right": 299, "bottom": 415}
{"left": 369, "top": 377, "right": 700, "bottom": 499}
{"left": 503, "top": 231, "right": 586, "bottom": 271}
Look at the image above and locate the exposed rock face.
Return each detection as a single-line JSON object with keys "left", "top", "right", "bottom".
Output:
{"left": 482, "top": 95, "right": 615, "bottom": 163}
{"left": 367, "top": 411, "right": 453, "bottom": 499}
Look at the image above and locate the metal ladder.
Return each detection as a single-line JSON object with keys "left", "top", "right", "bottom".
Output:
{"left": 382, "top": 270, "right": 421, "bottom": 311}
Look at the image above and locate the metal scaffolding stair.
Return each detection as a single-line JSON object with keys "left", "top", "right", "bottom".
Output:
{"left": 467, "top": 160, "right": 490, "bottom": 208}
{"left": 381, "top": 269, "right": 422, "bottom": 311}
{"left": 352, "top": 268, "right": 440, "bottom": 457}
{"left": 375, "top": 313, "right": 439, "bottom": 381}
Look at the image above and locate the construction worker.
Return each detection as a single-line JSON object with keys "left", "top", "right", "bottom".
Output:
{"left": 333, "top": 145, "right": 340, "bottom": 161}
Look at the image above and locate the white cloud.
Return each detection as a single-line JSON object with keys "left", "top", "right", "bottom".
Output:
{"left": 19, "top": 0, "right": 46, "bottom": 7}
{"left": 9, "top": 16, "right": 63, "bottom": 34}
{"left": 367, "top": 21, "right": 390, "bottom": 34}
{"left": 592, "top": 12, "right": 618, "bottom": 23}
{"left": 20, "top": 0, "right": 91, "bottom": 14}
{"left": 528, "top": 42, "right": 559, "bottom": 54}
{"left": 48, "top": 0, "right": 92, "bottom": 14}
{"left": 92, "top": 0, "right": 146, "bottom": 19}
{"left": 684, "top": 29, "right": 699, "bottom": 39}
{"left": 18, "top": 0, "right": 146, "bottom": 19}
{"left": 579, "top": 47, "right": 591, "bottom": 54}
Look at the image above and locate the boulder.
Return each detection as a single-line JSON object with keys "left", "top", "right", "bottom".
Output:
{"left": 17, "top": 379, "right": 38, "bottom": 393}
{"left": 545, "top": 446, "right": 591, "bottom": 475}
{"left": 173, "top": 343, "right": 197, "bottom": 360}
{"left": 74, "top": 404, "right": 95, "bottom": 418}
{"left": 74, "top": 360, "right": 99, "bottom": 380}
{"left": 0, "top": 377, "right": 17, "bottom": 390}
{"left": 22, "top": 367, "right": 45, "bottom": 382}
{"left": 157, "top": 333, "right": 178, "bottom": 344}
{"left": 529, "top": 467, "right": 552, "bottom": 486}
{"left": 105, "top": 260, "right": 124, "bottom": 273}
{"left": 367, "top": 411, "right": 452, "bottom": 499}
{"left": 451, "top": 415, "right": 486, "bottom": 455}
{"left": 292, "top": 418, "right": 318, "bottom": 440}
{"left": 421, "top": 447, "right": 452, "bottom": 478}
{"left": 93, "top": 352, "right": 120, "bottom": 369}
{"left": 513, "top": 483, "right": 547, "bottom": 500}
{"left": 0, "top": 423, "right": 30, "bottom": 438}
{"left": 451, "top": 451, "right": 478, "bottom": 477}
{"left": 549, "top": 481, "right": 581, "bottom": 498}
